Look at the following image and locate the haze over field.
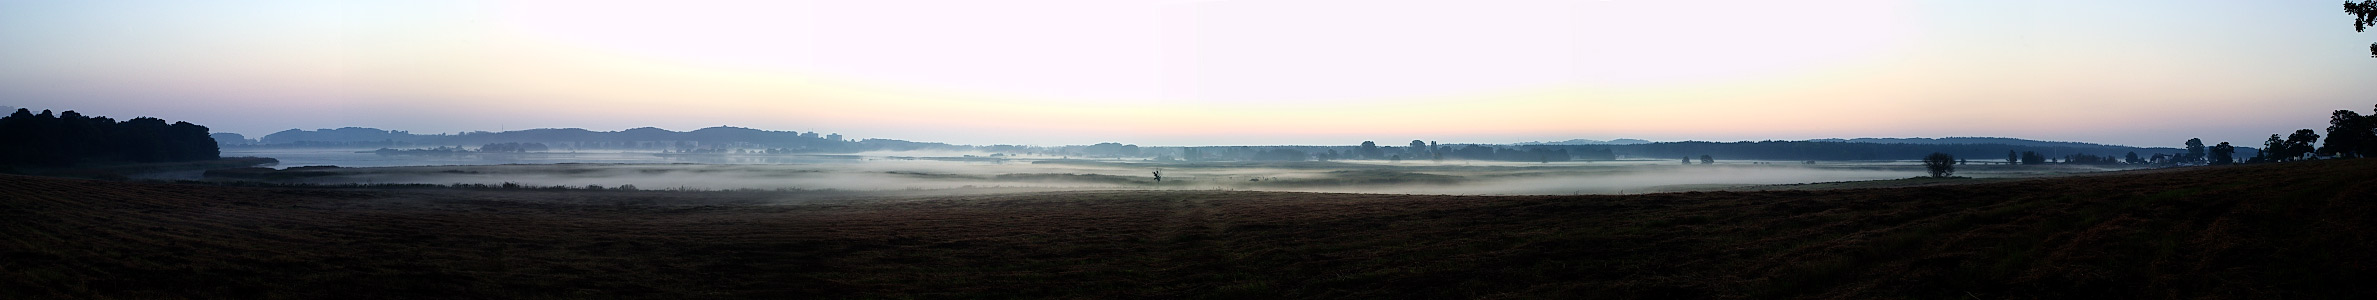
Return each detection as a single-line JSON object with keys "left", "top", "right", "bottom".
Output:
{"left": 198, "top": 157, "right": 2144, "bottom": 195}
{"left": 12, "top": 1, "right": 2377, "bottom": 299}
{"left": 6, "top": 0, "right": 2356, "bottom": 195}
{"left": 5, "top": 0, "right": 2375, "bottom": 147}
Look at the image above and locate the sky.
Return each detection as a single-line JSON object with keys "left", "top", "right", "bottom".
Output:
{"left": 2, "top": 0, "right": 2374, "bottom": 147}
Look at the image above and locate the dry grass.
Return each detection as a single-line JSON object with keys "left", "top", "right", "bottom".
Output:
{"left": 4, "top": 159, "right": 2375, "bottom": 299}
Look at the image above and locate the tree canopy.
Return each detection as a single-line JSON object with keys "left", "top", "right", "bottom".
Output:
{"left": 2183, "top": 138, "right": 2207, "bottom": 164}
{"left": 0, "top": 108, "right": 219, "bottom": 167}
{"left": 2322, "top": 108, "right": 2376, "bottom": 158}
{"left": 2210, "top": 142, "right": 2236, "bottom": 165}
{"left": 1922, "top": 153, "right": 1956, "bottom": 177}
{"left": 2350, "top": 1, "right": 2377, "bottom": 56}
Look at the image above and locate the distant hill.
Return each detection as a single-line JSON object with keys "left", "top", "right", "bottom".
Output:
{"left": 1525, "top": 136, "right": 2157, "bottom": 149}
{"left": 1805, "top": 137, "right": 2150, "bottom": 149}
{"left": 1519, "top": 140, "right": 2213, "bottom": 162}
{"left": 248, "top": 127, "right": 2242, "bottom": 162}
{"left": 1508, "top": 137, "right": 2232, "bottom": 162}
{"left": 1513, "top": 138, "right": 1653, "bottom": 145}
{"left": 259, "top": 126, "right": 841, "bottom": 145}
{"left": 247, "top": 126, "right": 964, "bottom": 153}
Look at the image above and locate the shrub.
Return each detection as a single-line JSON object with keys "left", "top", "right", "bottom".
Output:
{"left": 1923, "top": 153, "right": 1956, "bottom": 178}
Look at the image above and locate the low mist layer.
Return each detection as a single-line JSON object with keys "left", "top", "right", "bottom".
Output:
{"left": 200, "top": 156, "right": 2140, "bottom": 195}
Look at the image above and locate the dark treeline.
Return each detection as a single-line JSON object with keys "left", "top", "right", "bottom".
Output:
{"left": 2246, "top": 105, "right": 2377, "bottom": 163}
{"left": 250, "top": 126, "right": 853, "bottom": 150}
{"left": 1084, "top": 139, "right": 2180, "bottom": 165}
{"left": 477, "top": 142, "right": 550, "bottom": 153}
{"left": 1110, "top": 139, "right": 2187, "bottom": 164}
{"left": 246, "top": 125, "right": 2206, "bottom": 164}
{"left": 1806, "top": 137, "right": 2140, "bottom": 148}
{"left": 1155, "top": 141, "right": 1613, "bottom": 163}
{"left": 1445, "top": 145, "right": 1604, "bottom": 162}
{"left": 2090, "top": 104, "right": 2377, "bottom": 167}
{"left": 241, "top": 126, "right": 975, "bottom": 154}
{"left": 1580, "top": 140, "right": 2193, "bottom": 162}
{"left": 209, "top": 132, "right": 251, "bottom": 145}
{"left": 370, "top": 142, "right": 554, "bottom": 156}
{"left": 0, "top": 108, "right": 219, "bottom": 167}
{"left": 908, "top": 138, "right": 2180, "bottom": 164}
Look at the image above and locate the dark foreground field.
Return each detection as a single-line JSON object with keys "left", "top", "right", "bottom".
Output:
{"left": 5, "top": 160, "right": 2376, "bottom": 299}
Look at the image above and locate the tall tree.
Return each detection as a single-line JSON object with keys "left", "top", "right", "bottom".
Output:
{"left": 2184, "top": 138, "right": 2207, "bottom": 164}
{"left": 2287, "top": 129, "right": 2323, "bottom": 160}
{"left": 2263, "top": 134, "right": 2287, "bottom": 162}
{"left": 2322, "top": 109, "right": 2376, "bottom": 158}
{"left": 2210, "top": 142, "right": 2236, "bottom": 165}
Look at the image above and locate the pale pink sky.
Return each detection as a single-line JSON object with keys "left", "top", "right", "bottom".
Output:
{"left": 2, "top": 0, "right": 2373, "bottom": 147}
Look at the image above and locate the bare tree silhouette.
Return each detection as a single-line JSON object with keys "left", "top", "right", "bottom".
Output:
{"left": 1923, "top": 153, "right": 1957, "bottom": 177}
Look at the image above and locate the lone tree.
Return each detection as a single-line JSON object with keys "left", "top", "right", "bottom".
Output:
{"left": 1923, "top": 152, "right": 1957, "bottom": 177}
{"left": 2322, "top": 108, "right": 2375, "bottom": 158}
{"left": 1699, "top": 155, "right": 1713, "bottom": 164}
{"left": 2184, "top": 138, "right": 2207, "bottom": 164}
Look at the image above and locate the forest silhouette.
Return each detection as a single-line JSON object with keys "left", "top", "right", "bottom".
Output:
{"left": 0, "top": 108, "right": 219, "bottom": 167}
